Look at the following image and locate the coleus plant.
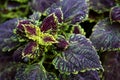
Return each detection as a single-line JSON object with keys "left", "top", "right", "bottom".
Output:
{"left": 89, "top": 2, "right": 120, "bottom": 80}
{"left": 0, "top": 0, "right": 103, "bottom": 80}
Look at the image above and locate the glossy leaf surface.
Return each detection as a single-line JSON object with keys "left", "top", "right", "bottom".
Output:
{"left": 53, "top": 34, "right": 102, "bottom": 73}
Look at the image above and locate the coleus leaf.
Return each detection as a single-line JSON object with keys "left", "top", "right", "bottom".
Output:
{"left": 53, "top": 34, "right": 102, "bottom": 73}
{"left": 22, "top": 41, "right": 39, "bottom": 59}
{"left": 53, "top": 8, "right": 63, "bottom": 23}
{"left": 89, "top": 0, "right": 116, "bottom": 13}
{"left": 15, "top": 20, "right": 33, "bottom": 36}
{"left": 90, "top": 18, "right": 120, "bottom": 51}
{"left": 71, "top": 24, "right": 85, "bottom": 35}
{"left": 47, "top": 0, "right": 88, "bottom": 24}
{"left": 110, "top": 6, "right": 120, "bottom": 23}
{"left": 15, "top": 63, "right": 58, "bottom": 80}
{"left": 13, "top": 46, "right": 23, "bottom": 62}
{"left": 16, "top": 19, "right": 58, "bottom": 46}
{"left": 55, "top": 35, "right": 69, "bottom": 50}
{"left": 0, "top": 62, "right": 23, "bottom": 80}
{"left": 30, "top": 0, "right": 60, "bottom": 12}
{"left": 40, "top": 13, "right": 58, "bottom": 32}
{"left": 0, "top": 18, "right": 20, "bottom": 52}
{"left": 59, "top": 70, "right": 100, "bottom": 80}
{"left": 102, "top": 51, "right": 120, "bottom": 80}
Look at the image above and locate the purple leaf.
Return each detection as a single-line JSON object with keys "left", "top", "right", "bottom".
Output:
{"left": 43, "top": 36, "right": 57, "bottom": 43}
{"left": 0, "top": 19, "right": 20, "bottom": 52}
{"left": 102, "top": 51, "right": 120, "bottom": 80}
{"left": 13, "top": 46, "right": 23, "bottom": 62}
{"left": 89, "top": 0, "right": 116, "bottom": 13}
{"left": 72, "top": 25, "right": 85, "bottom": 35}
{"left": 15, "top": 64, "right": 51, "bottom": 80}
{"left": 40, "top": 13, "right": 58, "bottom": 32}
{"left": 55, "top": 36, "right": 69, "bottom": 50}
{"left": 47, "top": 0, "right": 88, "bottom": 24}
{"left": 90, "top": 18, "right": 120, "bottom": 51}
{"left": 59, "top": 70, "right": 100, "bottom": 80}
{"left": 110, "top": 6, "right": 120, "bottom": 23}
{"left": 22, "top": 41, "right": 38, "bottom": 58}
{"left": 54, "top": 8, "right": 63, "bottom": 23}
{"left": 30, "top": 0, "right": 60, "bottom": 12}
{"left": 16, "top": 20, "right": 35, "bottom": 35}
{"left": 53, "top": 34, "right": 102, "bottom": 73}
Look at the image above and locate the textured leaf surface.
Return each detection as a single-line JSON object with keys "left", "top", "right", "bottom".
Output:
{"left": 53, "top": 34, "right": 102, "bottom": 73}
{"left": 0, "top": 62, "right": 22, "bottom": 80}
{"left": 0, "top": 19, "right": 20, "bottom": 52}
{"left": 59, "top": 70, "right": 100, "bottom": 80}
{"left": 110, "top": 6, "right": 120, "bottom": 23}
{"left": 30, "top": 0, "right": 60, "bottom": 12}
{"left": 15, "top": 64, "right": 57, "bottom": 80}
{"left": 47, "top": 0, "right": 88, "bottom": 24}
{"left": 90, "top": 18, "right": 120, "bottom": 51}
{"left": 89, "top": 0, "right": 116, "bottom": 13}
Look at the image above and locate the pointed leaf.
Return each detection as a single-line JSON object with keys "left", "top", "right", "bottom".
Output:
{"left": 110, "top": 6, "right": 120, "bottom": 23}
{"left": 90, "top": 18, "right": 120, "bottom": 51}
{"left": 55, "top": 36, "right": 69, "bottom": 50}
{"left": 89, "top": 0, "right": 116, "bottom": 13}
{"left": 22, "top": 41, "right": 38, "bottom": 58}
{"left": 53, "top": 8, "right": 63, "bottom": 23}
{"left": 71, "top": 24, "right": 85, "bottom": 35}
{"left": 16, "top": 20, "right": 32, "bottom": 34}
{"left": 53, "top": 34, "right": 102, "bottom": 73}
{"left": 47, "top": 0, "right": 88, "bottom": 23}
{"left": 39, "top": 33, "right": 58, "bottom": 46}
{"left": 40, "top": 13, "right": 58, "bottom": 32}
{"left": 0, "top": 18, "right": 20, "bottom": 52}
